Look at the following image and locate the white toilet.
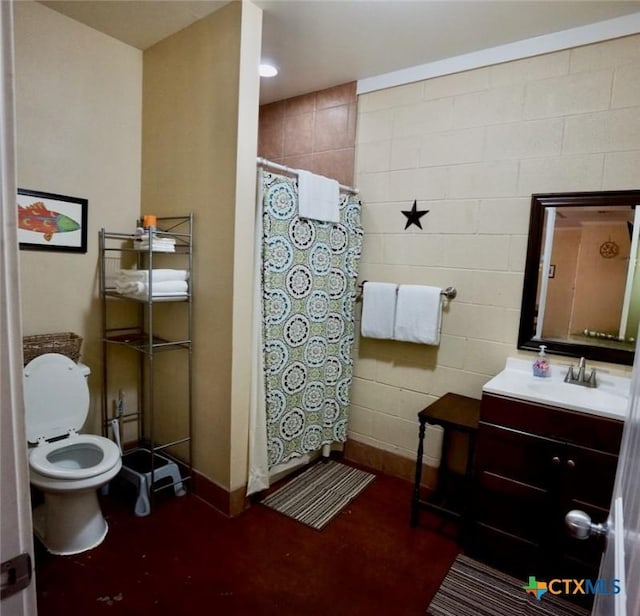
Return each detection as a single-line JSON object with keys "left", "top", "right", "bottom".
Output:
{"left": 24, "top": 353, "right": 121, "bottom": 556}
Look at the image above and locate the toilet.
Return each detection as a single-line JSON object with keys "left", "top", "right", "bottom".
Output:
{"left": 24, "top": 353, "right": 121, "bottom": 556}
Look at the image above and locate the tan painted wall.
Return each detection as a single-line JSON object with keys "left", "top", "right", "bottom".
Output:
{"left": 354, "top": 35, "right": 640, "bottom": 462}
{"left": 142, "top": 2, "right": 261, "bottom": 492}
{"left": 14, "top": 1, "right": 142, "bottom": 434}
{"left": 544, "top": 228, "right": 581, "bottom": 338}
{"left": 571, "top": 223, "right": 630, "bottom": 335}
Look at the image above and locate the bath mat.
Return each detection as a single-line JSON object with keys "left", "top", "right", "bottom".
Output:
{"left": 427, "top": 554, "right": 590, "bottom": 616}
{"left": 261, "top": 460, "right": 375, "bottom": 530}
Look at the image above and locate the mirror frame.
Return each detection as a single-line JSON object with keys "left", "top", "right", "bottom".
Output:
{"left": 518, "top": 190, "right": 640, "bottom": 366}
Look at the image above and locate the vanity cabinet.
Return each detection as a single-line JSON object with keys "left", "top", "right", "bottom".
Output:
{"left": 468, "top": 393, "right": 623, "bottom": 584}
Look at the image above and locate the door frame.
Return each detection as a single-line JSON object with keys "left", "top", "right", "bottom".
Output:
{"left": 0, "top": 1, "right": 37, "bottom": 613}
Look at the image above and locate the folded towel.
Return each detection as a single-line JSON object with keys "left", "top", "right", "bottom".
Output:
{"left": 138, "top": 238, "right": 175, "bottom": 245}
{"left": 137, "top": 241, "right": 175, "bottom": 247}
{"left": 125, "top": 291, "right": 188, "bottom": 302}
{"left": 133, "top": 235, "right": 176, "bottom": 252}
{"left": 117, "top": 269, "right": 189, "bottom": 282}
{"left": 134, "top": 242, "right": 176, "bottom": 253}
{"left": 115, "top": 280, "right": 188, "bottom": 295}
{"left": 134, "top": 233, "right": 175, "bottom": 243}
{"left": 394, "top": 285, "right": 442, "bottom": 345}
{"left": 360, "top": 282, "right": 398, "bottom": 340}
{"left": 297, "top": 169, "right": 340, "bottom": 223}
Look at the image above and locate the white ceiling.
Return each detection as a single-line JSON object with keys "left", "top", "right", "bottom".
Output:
{"left": 40, "top": 0, "right": 640, "bottom": 104}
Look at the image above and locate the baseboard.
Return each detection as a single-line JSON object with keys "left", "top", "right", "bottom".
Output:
{"left": 192, "top": 440, "right": 436, "bottom": 517}
{"left": 191, "top": 469, "right": 250, "bottom": 518}
{"left": 343, "top": 439, "right": 438, "bottom": 489}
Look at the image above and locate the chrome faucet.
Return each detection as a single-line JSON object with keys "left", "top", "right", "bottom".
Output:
{"left": 564, "top": 357, "right": 597, "bottom": 388}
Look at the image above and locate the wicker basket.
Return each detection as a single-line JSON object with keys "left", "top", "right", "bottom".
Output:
{"left": 23, "top": 332, "right": 83, "bottom": 365}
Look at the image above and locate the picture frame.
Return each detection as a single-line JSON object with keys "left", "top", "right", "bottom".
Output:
{"left": 17, "top": 189, "right": 88, "bottom": 253}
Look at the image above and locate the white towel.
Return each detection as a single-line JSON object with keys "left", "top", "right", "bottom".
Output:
{"left": 115, "top": 280, "right": 188, "bottom": 295}
{"left": 360, "top": 282, "right": 398, "bottom": 340}
{"left": 138, "top": 237, "right": 174, "bottom": 245}
{"left": 126, "top": 291, "right": 187, "bottom": 302}
{"left": 117, "top": 269, "right": 189, "bottom": 282}
{"left": 394, "top": 285, "right": 442, "bottom": 345}
{"left": 134, "top": 241, "right": 176, "bottom": 253}
{"left": 297, "top": 169, "right": 340, "bottom": 223}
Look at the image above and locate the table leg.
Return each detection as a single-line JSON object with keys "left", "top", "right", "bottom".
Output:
{"left": 411, "top": 419, "right": 427, "bottom": 526}
{"left": 460, "top": 432, "right": 477, "bottom": 546}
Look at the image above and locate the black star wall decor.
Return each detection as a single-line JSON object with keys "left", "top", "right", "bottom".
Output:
{"left": 402, "top": 200, "right": 429, "bottom": 230}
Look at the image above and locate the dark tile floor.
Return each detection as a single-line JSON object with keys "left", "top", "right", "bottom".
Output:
{"left": 35, "top": 464, "right": 460, "bottom": 616}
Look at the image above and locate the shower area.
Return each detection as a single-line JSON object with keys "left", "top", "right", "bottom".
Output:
{"left": 247, "top": 82, "right": 361, "bottom": 494}
{"left": 247, "top": 159, "right": 362, "bottom": 494}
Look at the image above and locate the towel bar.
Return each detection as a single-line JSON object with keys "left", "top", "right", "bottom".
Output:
{"left": 356, "top": 281, "right": 457, "bottom": 302}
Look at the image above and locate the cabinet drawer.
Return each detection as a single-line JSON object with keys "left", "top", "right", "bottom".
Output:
{"left": 467, "top": 523, "right": 546, "bottom": 581}
{"left": 475, "top": 423, "right": 563, "bottom": 488}
{"left": 481, "top": 394, "right": 623, "bottom": 454}
{"left": 474, "top": 470, "right": 551, "bottom": 542}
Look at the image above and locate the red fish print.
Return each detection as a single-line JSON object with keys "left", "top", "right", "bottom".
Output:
{"left": 18, "top": 201, "right": 80, "bottom": 242}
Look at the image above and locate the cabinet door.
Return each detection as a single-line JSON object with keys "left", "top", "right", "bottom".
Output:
{"left": 470, "top": 422, "right": 562, "bottom": 573}
{"left": 555, "top": 444, "right": 618, "bottom": 579}
{"left": 562, "top": 443, "right": 618, "bottom": 510}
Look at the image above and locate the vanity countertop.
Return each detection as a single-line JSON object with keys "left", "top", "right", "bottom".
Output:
{"left": 483, "top": 357, "right": 630, "bottom": 421}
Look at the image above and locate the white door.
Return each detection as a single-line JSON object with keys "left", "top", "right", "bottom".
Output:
{"left": 590, "top": 335, "right": 640, "bottom": 616}
{"left": 0, "top": 1, "right": 37, "bottom": 613}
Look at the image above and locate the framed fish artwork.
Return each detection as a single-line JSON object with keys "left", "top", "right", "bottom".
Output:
{"left": 17, "top": 189, "right": 88, "bottom": 253}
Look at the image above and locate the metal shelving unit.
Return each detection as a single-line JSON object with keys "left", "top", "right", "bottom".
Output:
{"left": 99, "top": 214, "right": 193, "bottom": 515}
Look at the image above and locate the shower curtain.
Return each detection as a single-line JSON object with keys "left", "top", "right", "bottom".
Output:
{"left": 247, "top": 171, "right": 363, "bottom": 494}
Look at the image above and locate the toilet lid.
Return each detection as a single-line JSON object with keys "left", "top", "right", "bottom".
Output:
{"left": 24, "top": 353, "right": 89, "bottom": 443}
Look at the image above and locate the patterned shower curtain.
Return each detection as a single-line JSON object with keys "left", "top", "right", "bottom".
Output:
{"left": 261, "top": 172, "right": 363, "bottom": 468}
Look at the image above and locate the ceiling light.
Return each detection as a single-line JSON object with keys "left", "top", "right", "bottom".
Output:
{"left": 259, "top": 63, "right": 278, "bottom": 78}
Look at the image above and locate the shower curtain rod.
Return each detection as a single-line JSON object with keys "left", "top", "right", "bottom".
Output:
{"left": 256, "top": 156, "right": 359, "bottom": 195}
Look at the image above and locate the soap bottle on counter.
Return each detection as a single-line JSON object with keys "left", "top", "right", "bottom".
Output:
{"left": 533, "top": 345, "right": 550, "bottom": 378}
{"left": 533, "top": 344, "right": 551, "bottom": 377}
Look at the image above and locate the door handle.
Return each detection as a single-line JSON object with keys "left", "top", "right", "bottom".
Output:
{"left": 565, "top": 510, "right": 608, "bottom": 540}
{"left": 1, "top": 553, "right": 32, "bottom": 599}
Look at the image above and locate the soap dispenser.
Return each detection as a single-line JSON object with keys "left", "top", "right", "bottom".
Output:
{"left": 533, "top": 345, "right": 550, "bottom": 378}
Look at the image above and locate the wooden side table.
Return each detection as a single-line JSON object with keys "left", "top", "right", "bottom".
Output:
{"left": 410, "top": 393, "right": 480, "bottom": 538}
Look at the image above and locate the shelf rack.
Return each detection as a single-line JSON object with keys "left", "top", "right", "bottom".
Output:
{"left": 99, "top": 214, "right": 193, "bottom": 514}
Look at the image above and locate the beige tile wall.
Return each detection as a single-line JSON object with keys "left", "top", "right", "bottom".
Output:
{"left": 258, "top": 82, "right": 357, "bottom": 187}
{"left": 352, "top": 35, "right": 640, "bottom": 464}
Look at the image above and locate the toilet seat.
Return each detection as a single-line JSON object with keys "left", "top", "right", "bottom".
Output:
{"left": 24, "top": 353, "right": 121, "bottom": 481}
{"left": 24, "top": 353, "right": 90, "bottom": 444}
{"left": 29, "top": 434, "right": 121, "bottom": 480}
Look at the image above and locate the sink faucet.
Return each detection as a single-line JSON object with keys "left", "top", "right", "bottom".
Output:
{"left": 564, "top": 357, "right": 597, "bottom": 388}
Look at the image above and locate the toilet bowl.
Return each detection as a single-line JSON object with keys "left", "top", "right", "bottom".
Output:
{"left": 24, "top": 353, "right": 121, "bottom": 556}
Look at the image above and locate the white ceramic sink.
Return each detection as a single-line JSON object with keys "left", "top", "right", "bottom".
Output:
{"left": 483, "top": 357, "right": 630, "bottom": 420}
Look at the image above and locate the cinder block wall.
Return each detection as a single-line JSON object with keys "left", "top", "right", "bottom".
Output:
{"left": 352, "top": 35, "right": 640, "bottom": 465}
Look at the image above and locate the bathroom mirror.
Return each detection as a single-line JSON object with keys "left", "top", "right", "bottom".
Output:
{"left": 518, "top": 190, "right": 640, "bottom": 366}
